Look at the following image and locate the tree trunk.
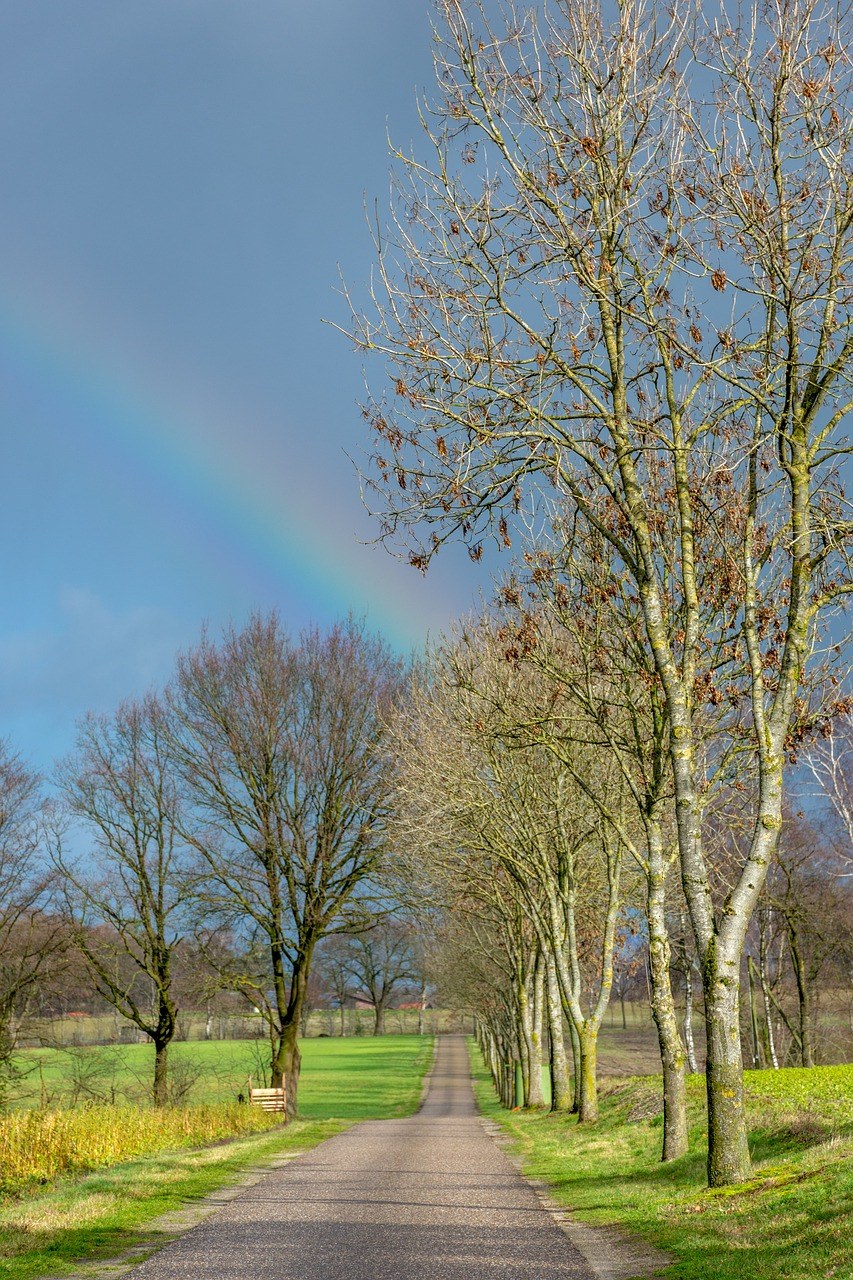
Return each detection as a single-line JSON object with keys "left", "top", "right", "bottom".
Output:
{"left": 517, "top": 985, "right": 532, "bottom": 1105}
{"left": 577, "top": 1024, "right": 599, "bottom": 1123}
{"left": 373, "top": 1004, "right": 386, "bottom": 1036}
{"left": 704, "top": 963, "right": 751, "bottom": 1186}
{"left": 569, "top": 1018, "right": 581, "bottom": 1113}
{"left": 679, "top": 909, "right": 700, "bottom": 1074}
{"left": 646, "top": 857, "right": 688, "bottom": 1160}
{"left": 525, "top": 963, "right": 546, "bottom": 1107}
{"left": 151, "top": 990, "right": 176, "bottom": 1106}
{"left": 788, "top": 927, "right": 815, "bottom": 1067}
{"left": 272, "top": 1020, "right": 301, "bottom": 1117}
{"left": 271, "top": 946, "right": 314, "bottom": 1117}
{"left": 153, "top": 1037, "right": 169, "bottom": 1106}
{"left": 747, "top": 956, "right": 763, "bottom": 1068}
{"left": 545, "top": 954, "right": 572, "bottom": 1112}
{"left": 758, "top": 916, "right": 779, "bottom": 1069}
{"left": 683, "top": 961, "right": 699, "bottom": 1073}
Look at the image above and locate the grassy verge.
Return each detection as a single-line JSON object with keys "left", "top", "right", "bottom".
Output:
{"left": 1, "top": 1035, "right": 434, "bottom": 1280}
{"left": 469, "top": 1043, "right": 853, "bottom": 1280}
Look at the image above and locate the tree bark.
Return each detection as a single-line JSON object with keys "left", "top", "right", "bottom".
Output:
{"left": 152, "top": 989, "right": 176, "bottom": 1106}
{"left": 545, "top": 954, "right": 573, "bottom": 1112}
{"left": 683, "top": 963, "right": 699, "bottom": 1074}
{"left": 788, "top": 926, "right": 815, "bottom": 1067}
{"left": 272, "top": 1020, "right": 301, "bottom": 1117}
{"left": 758, "top": 915, "right": 779, "bottom": 1069}
{"left": 747, "top": 957, "right": 763, "bottom": 1069}
{"left": 153, "top": 1038, "right": 169, "bottom": 1107}
{"left": 577, "top": 1025, "right": 599, "bottom": 1123}
{"left": 569, "top": 1019, "right": 581, "bottom": 1114}
{"left": 704, "top": 961, "right": 751, "bottom": 1186}
{"left": 646, "top": 844, "right": 688, "bottom": 1160}
{"left": 271, "top": 944, "right": 314, "bottom": 1117}
{"left": 525, "top": 961, "right": 546, "bottom": 1107}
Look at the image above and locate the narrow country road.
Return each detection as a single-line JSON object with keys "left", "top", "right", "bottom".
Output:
{"left": 128, "top": 1036, "right": 596, "bottom": 1279}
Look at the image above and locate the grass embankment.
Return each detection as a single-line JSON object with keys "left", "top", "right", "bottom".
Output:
{"left": 1, "top": 1035, "right": 434, "bottom": 1280}
{"left": 470, "top": 1044, "right": 853, "bottom": 1280}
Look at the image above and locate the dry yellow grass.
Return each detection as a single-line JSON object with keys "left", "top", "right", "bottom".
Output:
{"left": 0, "top": 1104, "right": 282, "bottom": 1195}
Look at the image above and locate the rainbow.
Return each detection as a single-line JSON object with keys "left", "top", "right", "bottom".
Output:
{"left": 0, "top": 279, "right": 444, "bottom": 651}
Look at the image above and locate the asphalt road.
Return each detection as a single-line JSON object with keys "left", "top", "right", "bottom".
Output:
{"left": 127, "top": 1035, "right": 595, "bottom": 1280}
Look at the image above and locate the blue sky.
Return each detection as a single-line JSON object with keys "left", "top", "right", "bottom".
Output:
{"left": 0, "top": 1, "right": 488, "bottom": 769}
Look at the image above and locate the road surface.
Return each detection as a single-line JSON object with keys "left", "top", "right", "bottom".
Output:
{"left": 128, "top": 1035, "right": 596, "bottom": 1280}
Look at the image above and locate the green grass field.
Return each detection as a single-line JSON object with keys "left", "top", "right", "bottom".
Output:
{"left": 470, "top": 1043, "right": 853, "bottom": 1280}
{"left": 8, "top": 1035, "right": 434, "bottom": 1117}
{"left": 1, "top": 1035, "right": 434, "bottom": 1280}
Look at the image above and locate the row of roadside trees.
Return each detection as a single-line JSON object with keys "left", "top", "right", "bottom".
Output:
{"left": 345, "top": 0, "right": 853, "bottom": 1187}
{"left": 387, "top": 613, "right": 850, "bottom": 1146}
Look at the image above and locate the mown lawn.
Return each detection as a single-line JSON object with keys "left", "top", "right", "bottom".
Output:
{"left": 9, "top": 1035, "right": 433, "bottom": 1118}
{"left": 1, "top": 1035, "right": 434, "bottom": 1280}
{"left": 470, "top": 1044, "right": 853, "bottom": 1280}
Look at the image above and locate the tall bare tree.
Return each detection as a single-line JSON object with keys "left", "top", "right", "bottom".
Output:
{"left": 168, "top": 614, "right": 403, "bottom": 1116}
{"left": 350, "top": 0, "right": 853, "bottom": 1184}
{"left": 54, "top": 696, "right": 186, "bottom": 1106}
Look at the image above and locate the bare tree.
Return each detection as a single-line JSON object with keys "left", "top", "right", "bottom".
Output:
{"left": 766, "top": 809, "right": 852, "bottom": 1065}
{"left": 338, "top": 917, "right": 419, "bottom": 1035}
{"left": 0, "top": 745, "right": 62, "bottom": 1087}
{"left": 803, "top": 716, "right": 853, "bottom": 874}
{"left": 313, "top": 936, "right": 355, "bottom": 1036}
{"left": 168, "top": 614, "right": 404, "bottom": 1116}
{"left": 350, "top": 0, "right": 853, "bottom": 1184}
{"left": 54, "top": 696, "right": 187, "bottom": 1106}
